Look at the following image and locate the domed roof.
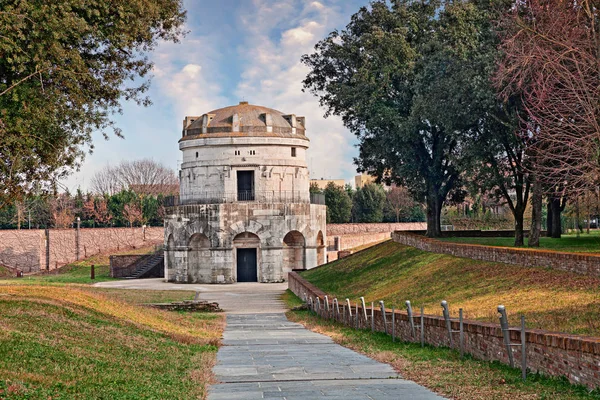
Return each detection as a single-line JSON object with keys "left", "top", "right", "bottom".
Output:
{"left": 182, "top": 102, "right": 307, "bottom": 139}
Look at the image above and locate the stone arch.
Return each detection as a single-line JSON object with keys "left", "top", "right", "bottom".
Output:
{"left": 283, "top": 230, "right": 305, "bottom": 272}
{"left": 233, "top": 232, "right": 261, "bottom": 282}
{"left": 187, "top": 233, "right": 211, "bottom": 283}
{"left": 228, "top": 220, "right": 268, "bottom": 246}
{"left": 316, "top": 230, "right": 325, "bottom": 266}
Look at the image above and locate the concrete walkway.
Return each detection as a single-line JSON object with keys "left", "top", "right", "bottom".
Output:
{"left": 94, "top": 279, "right": 443, "bottom": 398}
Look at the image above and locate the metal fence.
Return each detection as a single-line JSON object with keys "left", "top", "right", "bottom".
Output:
{"left": 163, "top": 191, "right": 326, "bottom": 207}
{"left": 304, "top": 294, "right": 528, "bottom": 381}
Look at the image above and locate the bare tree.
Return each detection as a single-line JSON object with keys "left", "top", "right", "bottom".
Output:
{"left": 90, "top": 159, "right": 178, "bottom": 196}
{"left": 496, "top": 0, "right": 600, "bottom": 190}
{"left": 90, "top": 165, "right": 122, "bottom": 196}
{"left": 386, "top": 186, "right": 414, "bottom": 223}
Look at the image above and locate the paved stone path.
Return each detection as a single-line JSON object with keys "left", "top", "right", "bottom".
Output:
{"left": 209, "top": 313, "right": 444, "bottom": 399}
{"left": 94, "top": 279, "right": 287, "bottom": 313}
{"left": 95, "top": 280, "right": 444, "bottom": 398}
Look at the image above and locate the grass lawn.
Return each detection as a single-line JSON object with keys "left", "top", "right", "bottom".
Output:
{"left": 301, "top": 241, "right": 600, "bottom": 336}
{"left": 283, "top": 290, "right": 600, "bottom": 400}
{"left": 439, "top": 230, "right": 600, "bottom": 253}
{"left": 0, "top": 284, "right": 224, "bottom": 399}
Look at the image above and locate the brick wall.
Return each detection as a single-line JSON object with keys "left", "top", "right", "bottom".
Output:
{"left": 0, "top": 230, "right": 44, "bottom": 273}
{"left": 325, "top": 223, "right": 426, "bottom": 263}
{"left": 327, "top": 222, "right": 426, "bottom": 236}
{"left": 0, "top": 227, "right": 163, "bottom": 273}
{"left": 392, "top": 231, "right": 600, "bottom": 277}
{"left": 289, "top": 272, "right": 600, "bottom": 389}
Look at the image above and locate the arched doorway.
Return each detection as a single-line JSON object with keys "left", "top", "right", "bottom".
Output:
{"left": 233, "top": 232, "right": 260, "bottom": 282}
{"left": 316, "top": 231, "right": 325, "bottom": 266}
{"left": 283, "top": 230, "right": 305, "bottom": 272}
{"left": 188, "top": 233, "right": 211, "bottom": 282}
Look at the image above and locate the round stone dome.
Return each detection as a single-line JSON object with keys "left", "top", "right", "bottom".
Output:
{"left": 182, "top": 102, "right": 306, "bottom": 139}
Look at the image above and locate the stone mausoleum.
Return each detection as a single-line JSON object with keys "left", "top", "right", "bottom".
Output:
{"left": 164, "top": 102, "right": 327, "bottom": 283}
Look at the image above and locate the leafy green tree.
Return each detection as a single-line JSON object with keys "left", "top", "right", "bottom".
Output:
{"left": 352, "top": 183, "right": 386, "bottom": 223}
{"left": 0, "top": 0, "right": 186, "bottom": 209}
{"left": 323, "top": 182, "right": 352, "bottom": 223}
{"left": 309, "top": 182, "right": 322, "bottom": 194}
{"left": 303, "top": 1, "right": 471, "bottom": 237}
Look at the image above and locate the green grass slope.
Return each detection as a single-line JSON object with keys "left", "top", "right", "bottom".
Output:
{"left": 0, "top": 285, "right": 223, "bottom": 399}
{"left": 439, "top": 230, "right": 600, "bottom": 252}
{"left": 301, "top": 241, "right": 600, "bottom": 336}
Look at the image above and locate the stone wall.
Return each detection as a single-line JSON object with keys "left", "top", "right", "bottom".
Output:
{"left": 289, "top": 272, "right": 600, "bottom": 389}
{"left": 0, "top": 227, "right": 163, "bottom": 273}
{"left": 165, "top": 202, "right": 327, "bottom": 283}
{"left": 393, "top": 231, "right": 600, "bottom": 277}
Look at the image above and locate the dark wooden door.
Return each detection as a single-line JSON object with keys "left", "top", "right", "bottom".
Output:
{"left": 237, "top": 248, "right": 257, "bottom": 282}
{"left": 237, "top": 171, "right": 254, "bottom": 201}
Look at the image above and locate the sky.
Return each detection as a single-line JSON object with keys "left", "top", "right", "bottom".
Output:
{"left": 63, "top": 0, "right": 369, "bottom": 192}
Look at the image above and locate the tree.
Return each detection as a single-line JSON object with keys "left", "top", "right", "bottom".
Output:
{"left": 90, "top": 159, "right": 179, "bottom": 195}
{"left": 385, "top": 186, "right": 415, "bottom": 223}
{"left": 496, "top": 0, "right": 600, "bottom": 191}
{"left": 323, "top": 182, "right": 352, "bottom": 224}
{"left": 123, "top": 202, "right": 143, "bottom": 227}
{"left": 0, "top": 0, "right": 186, "bottom": 209}
{"left": 309, "top": 182, "right": 322, "bottom": 194}
{"left": 352, "top": 183, "right": 386, "bottom": 223}
{"left": 303, "top": 1, "right": 492, "bottom": 237}
{"left": 51, "top": 194, "right": 74, "bottom": 229}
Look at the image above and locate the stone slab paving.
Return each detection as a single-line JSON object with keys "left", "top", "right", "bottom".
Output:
{"left": 209, "top": 314, "right": 444, "bottom": 399}
{"left": 93, "top": 279, "right": 287, "bottom": 313}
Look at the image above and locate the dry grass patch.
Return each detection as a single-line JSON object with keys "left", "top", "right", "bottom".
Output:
{"left": 302, "top": 241, "right": 600, "bottom": 335}
{"left": 0, "top": 285, "right": 222, "bottom": 345}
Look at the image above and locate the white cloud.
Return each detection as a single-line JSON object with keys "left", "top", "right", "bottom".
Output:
{"left": 235, "top": 0, "right": 358, "bottom": 181}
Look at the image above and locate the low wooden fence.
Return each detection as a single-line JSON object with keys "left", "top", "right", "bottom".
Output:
{"left": 289, "top": 272, "right": 600, "bottom": 389}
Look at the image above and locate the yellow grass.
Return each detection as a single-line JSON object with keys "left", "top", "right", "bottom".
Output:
{"left": 0, "top": 284, "right": 223, "bottom": 345}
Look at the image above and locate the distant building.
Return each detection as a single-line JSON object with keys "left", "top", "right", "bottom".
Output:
{"left": 355, "top": 174, "right": 393, "bottom": 191}
{"left": 355, "top": 174, "right": 376, "bottom": 189}
{"left": 164, "top": 102, "right": 327, "bottom": 284}
{"left": 310, "top": 178, "right": 346, "bottom": 190}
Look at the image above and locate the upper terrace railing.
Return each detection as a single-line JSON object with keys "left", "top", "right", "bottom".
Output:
{"left": 164, "top": 191, "right": 325, "bottom": 206}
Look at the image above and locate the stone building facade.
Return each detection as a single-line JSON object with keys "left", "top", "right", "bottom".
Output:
{"left": 164, "top": 102, "right": 327, "bottom": 283}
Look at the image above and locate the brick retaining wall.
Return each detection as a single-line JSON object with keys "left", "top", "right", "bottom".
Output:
{"left": 289, "top": 272, "right": 600, "bottom": 389}
{"left": 0, "top": 227, "right": 163, "bottom": 273}
{"left": 325, "top": 223, "right": 426, "bottom": 264}
{"left": 392, "top": 231, "right": 600, "bottom": 277}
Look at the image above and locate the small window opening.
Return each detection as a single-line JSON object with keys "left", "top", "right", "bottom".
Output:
{"left": 196, "top": 152, "right": 199, "bottom": 158}
{"left": 291, "top": 147, "right": 297, "bottom": 157}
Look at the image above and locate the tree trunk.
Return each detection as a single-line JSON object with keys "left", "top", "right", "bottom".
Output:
{"left": 587, "top": 191, "right": 591, "bottom": 234}
{"left": 546, "top": 198, "right": 553, "bottom": 237}
{"left": 514, "top": 211, "right": 525, "bottom": 246}
{"left": 551, "top": 197, "right": 562, "bottom": 238}
{"left": 576, "top": 196, "right": 581, "bottom": 236}
{"left": 426, "top": 195, "right": 442, "bottom": 237}
{"left": 529, "top": 179, "right": 542, "bottom": 247}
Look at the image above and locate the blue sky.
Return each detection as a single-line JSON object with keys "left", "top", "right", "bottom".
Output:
{"left": 63, "top": 0, "right": 368, "bottom": 192}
